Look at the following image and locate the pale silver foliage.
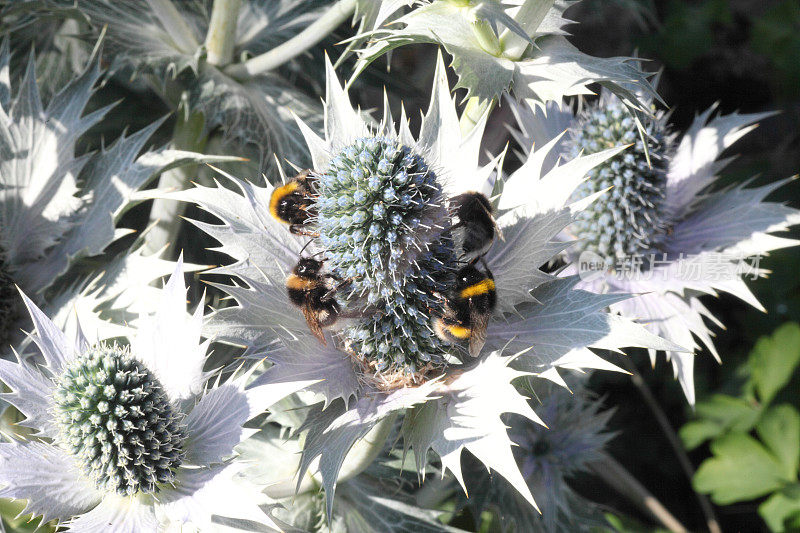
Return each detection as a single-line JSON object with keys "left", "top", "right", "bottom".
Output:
{"left": 0, "top": 41, "right": 225, "bottom": 348}
{"left": 350, "top": 0, "right": 658, "bottom": 125}
{"left": 3, "top": 0, "right": 327, "bottom": 169}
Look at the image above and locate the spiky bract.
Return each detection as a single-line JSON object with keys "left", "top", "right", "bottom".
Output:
{"left": 566, "top": 99, "right": 671, "bottom": 263}
{"left": 53, "top": 344, "right": 185, "bottom": 496}
{"left": 316, "top": 136, "right": 456, "bottom": 376}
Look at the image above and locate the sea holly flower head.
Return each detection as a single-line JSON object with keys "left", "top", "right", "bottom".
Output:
{"left": 565, "top": 93, "right": 674, "bottom": 263}
{"left": 52, "top": 343, "right": 186, "bottom": 496}
{"left": 0, "top": 259, "right": 302, "bottom": 531}
{"left": 459, "top": 378, "right": 613, "bottom": 532}
{"left": 511, "top": 92, "right": 800, "bottom": 403}
{"left": 168, "top": 52, "right": 683, "bottom": 520}
{"left": 315, "top": 135, "right": 456, "bottom": 377}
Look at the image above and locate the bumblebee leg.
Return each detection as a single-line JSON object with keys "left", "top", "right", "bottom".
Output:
{"left": 440, "top": 220, "right": 464, "bottom": 236}
{"left": 289, "top": 224, "right": 320, "bottom": 237}
{"left": 322, "top": 277, "right": 355, "bottom": 301}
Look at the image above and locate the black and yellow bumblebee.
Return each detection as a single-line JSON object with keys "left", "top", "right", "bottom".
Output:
{"left": 270, "top": 169, "right": 318, "bottom": 236}
{"left": 433, "top": 262, "right": 497, "bottom": 357}
{"left": 449, "top": 191, "right": 503, "bottom": 262}
{"left": 286, "top": 258, "right": 342, "bottom": 345}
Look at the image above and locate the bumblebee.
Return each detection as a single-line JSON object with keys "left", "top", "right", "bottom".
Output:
{"left": 433, "top": 262, "right": 497, "bottom": 357}
{"left": 270, "top": 169, "right": 318, "bottom": 236}
{"left": 286, "top": 258, "right": 342, "bottom": 344}
{"left": 449, "top": 191, "right": 503, "bottom": 262}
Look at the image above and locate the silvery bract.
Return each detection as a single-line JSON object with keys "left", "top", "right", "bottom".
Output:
{"left": 10, "top": 0, "right": 326, "bottom": 167}
{"left": 0, "top": 260, "right": 307, "bottom": 531}
{"left": 0, "top": 41, "right": 225, "bottom": 344}
{"left": 164, "top": 52, "right": 683, "bottom": 517}
{"left": 238, "top": 397, "right": 462, "bottom": 533}
{"left": 350, "top": 0, "right": 658, "bottom": 117}
{"left": 511, "top": 92, "right": 800, "bottom": 403}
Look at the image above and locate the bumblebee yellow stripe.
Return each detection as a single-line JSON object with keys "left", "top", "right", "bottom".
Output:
{"left": 434, "top": 319, "right": 472, "bottom": 341}
{"left": 444, "top": 324, "right": 472, "bottom": 339}
{"left": 459, "top": 279, "right": 495, "bottom": 299}
{"left": 269, "top": 181, "right": 299, "bottom": 221}
{"left": 286, "top": 274, "right": 317, "bottom": 290}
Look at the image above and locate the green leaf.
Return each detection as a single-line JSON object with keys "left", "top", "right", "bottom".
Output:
{"left": 679, "top": 420, "right": 724, "bottom": 450}
{"left": 757, "top": 405, "right": 800, "bottom": 480}
{"left": 694, "top": 432, "right": 789, "bottom": 504}
{"left": 759, "top": 489, "right": 800, "bottom": 532}
{"left": 749, "top": 323, "right": 800, "bottom": 404}
{"left": 694, "top": 394, "right": 762, "bottom": 433}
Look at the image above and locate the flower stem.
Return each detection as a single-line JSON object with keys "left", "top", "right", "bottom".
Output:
{"left": 621, "top": 356, "right": 723, "bottom": 533}
{"left": 224, "top": 0, "right": 357, "bottom": 80}
{"left": 143, "top": 98, "right": 207, "bottom": 257}
{"left": 205, "top": 0, "right": 242, "bottom": 66}
{"left": 459, "top": 97, "right": 495, "bottom": 135}
{"left": 146, "top": 0, "right": 199, "bottom": 53}
{"left": 589, "top": 453, "right": 687, "bottom": 532}
{"left": 338, "top": 413, "right": 396, "bottom": 483}
{"left": 498, "top": 0, "right": 549, "bottom": 60}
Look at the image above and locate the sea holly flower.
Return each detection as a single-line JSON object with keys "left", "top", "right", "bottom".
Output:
{"left": 0, "top": 40, "right": 226, "bottom": 346}
{"left": 0, "top": 260, "right": 306, "bottom": 531}
{"left": 349, "top": 0, "right": 659, "bottom": 120}
{"left": 457, "top": 378, "right": 614, "bottom": 532}
{"left": 510, "top": 92, "right": 800, "bottom": 403}
{"left": 165, "top": 53, "right": 681, "bottom": 519}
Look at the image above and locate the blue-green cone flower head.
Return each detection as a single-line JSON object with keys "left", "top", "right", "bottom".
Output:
{"left": 566, "top": 96, "right": 673, "bottom": 264}
{"left": 0, "top": 263, "right": 291, "bottom": 529}
{"left": 53, "top": 344, "right": 185, "bottom": 496}
{"left": 510, "top": 92, "right": 800, "bottom": 407}
{"left": 316, "top": 136, "right": 456, "bottom": 376}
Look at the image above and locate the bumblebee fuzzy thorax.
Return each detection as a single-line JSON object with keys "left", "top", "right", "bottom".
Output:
{"left": 269, "top": 170, "right": 317, "bottom": 234}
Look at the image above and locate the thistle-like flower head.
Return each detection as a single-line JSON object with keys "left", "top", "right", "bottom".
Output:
{"left": 316, "top": 136, "right": 455, "bottom": 373}
{"left": 512, "top": 92, "right": 800, "bottom": 404}
{"left": 565, "top": 95, "right": 673, "bottom": 263}
{"left": 460, "top": 378, "right": 613, "bottom": 532}
{"left": 0, "top": 260, "right": 301, "bottom": 531}
{"left": 53, "top": 344, "right": 186, "bottom": 496}
{"left": 168, "top": 53, "right": 681, "bottom": 520}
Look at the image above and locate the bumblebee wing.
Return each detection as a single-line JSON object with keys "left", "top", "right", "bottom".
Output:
{"left": 477, "top": 199, "right": 504, "bottom": 242}
{"left": 488, "top": 213, "right": 506, "bottom": 242}
{"left": 468, "top": 302, "right": 489, "bottom": 357}
{"left": 301, "top": 302, "right": 327, "bottom": 346}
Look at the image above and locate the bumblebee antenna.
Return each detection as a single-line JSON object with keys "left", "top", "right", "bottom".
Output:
{"left": 299, "top": 239, "right": 314, "bottom": 256}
